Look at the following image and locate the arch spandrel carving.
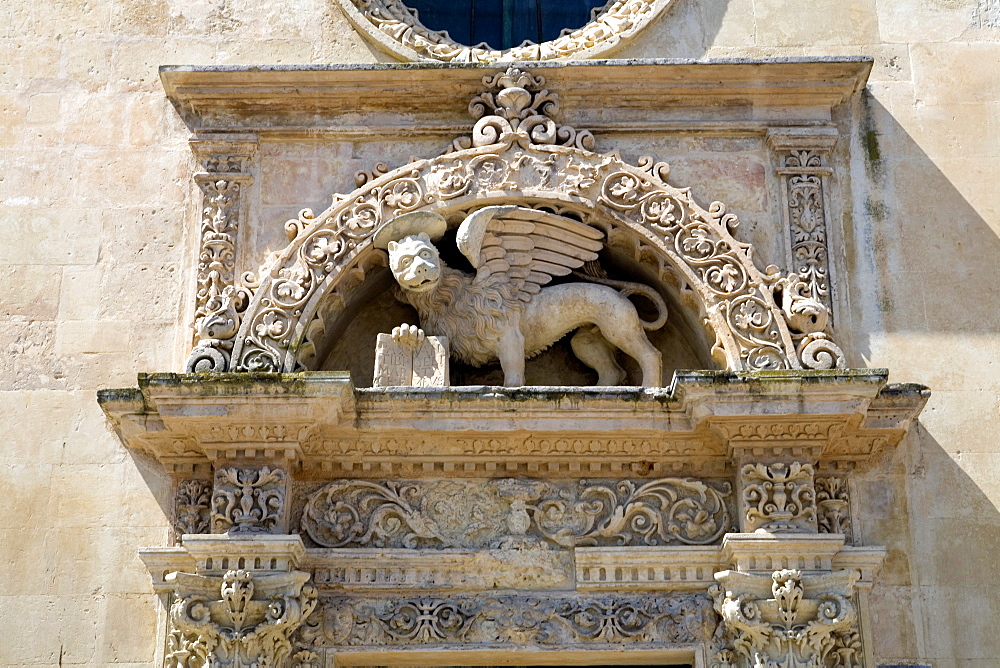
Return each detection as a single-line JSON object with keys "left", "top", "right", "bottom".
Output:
{"left": 187, "top": 66, "right": 845, "bottom": 378}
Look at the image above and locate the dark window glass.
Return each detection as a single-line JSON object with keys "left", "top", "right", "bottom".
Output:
{"left": 406, "top": 0, "right": 607, "bottom": 50}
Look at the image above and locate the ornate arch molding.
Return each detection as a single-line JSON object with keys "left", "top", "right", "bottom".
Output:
{"left": 187, "top": 67, "right": 845, "bottom": 376}
{"left": 337, "top": 0, "right": 677, "bottom": 63}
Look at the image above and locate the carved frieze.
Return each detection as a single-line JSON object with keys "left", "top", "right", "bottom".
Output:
{"left": 300, "top": 477, "right": 732, "bottom": 549}
{"left": 740, "top": 462, "right": 818, "bottom": 533}
{"left": 711, "top": 569, "right": 859, "bottom": 668}
{"left": 212, "top": 466, "right": 287, "bottom": 534}
{"left": 175, "top": 479, "right": 212, "bottom": 538}
{"left": 165, "top": 568, "right": 316, "bottom": 668}
{"left": 295, "top": 592, "right": 714, "bottom": 648}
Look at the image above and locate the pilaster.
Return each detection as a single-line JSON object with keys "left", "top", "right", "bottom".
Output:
{"left": 187, "top": 134, "right": 259, "bottom": 373}
{"left": 767, "top": 127, "right": 839, "bottom": 319}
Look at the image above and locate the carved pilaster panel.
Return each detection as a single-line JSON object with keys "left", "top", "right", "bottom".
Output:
{"left": 174, "top": 479, "right": 212, "bottom": 540}
{"left": 165, "top": 569, "right": 316, "bottom": 668}
{"left": 738, "top": 461, "right": 818, "bottom": 533}
{"left": 300, "top": 477, "right": 733, "bottom": 549}
{"left": 711, "top": 569, "right": 859, "bottom": 668}
{"left": 212, "top": 465, "right": 287, "bottom": 534}
{"left": 767, "top": 129, "right": 838, "bottom": 317}
{"left": 816, "top": 475, "right": 853, "bottom": 542}
{"left": 186, "top": 136, "right": 258, "bottom": 373}
{"left": 295, "top": 592, "right": 715, "bottom": 649}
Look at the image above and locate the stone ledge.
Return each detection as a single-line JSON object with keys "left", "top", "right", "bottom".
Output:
{"left": 99, "top": 369, "right": 928, "bottom": 473}
{"left": 159, "top": 58, "right": 873, "bottom": 134}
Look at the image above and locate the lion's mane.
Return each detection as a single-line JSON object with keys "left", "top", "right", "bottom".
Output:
{"left": 398, "top": 267, "right": 522, "bottom": 367}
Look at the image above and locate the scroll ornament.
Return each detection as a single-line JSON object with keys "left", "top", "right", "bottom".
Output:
{"left": 196, "top": 66, "right": 847, "bottom": 374}
{"left": 300, "top": 477, "right": 732, "bottom": 549}
{"left": 165, "top": 569, "right": 317, "bottom": 668}
{"left": 711, "top": 569, "right": 859, "bottom": 668}
{"left": 296, "top": 592, "right": 714, "bottom": 647}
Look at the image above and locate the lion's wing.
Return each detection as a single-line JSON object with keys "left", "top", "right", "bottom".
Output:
{"left": 456, "top": 206, "right": 604, "bottom": 303}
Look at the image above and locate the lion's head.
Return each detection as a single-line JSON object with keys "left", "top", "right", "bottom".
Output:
{"left": 387, "top": 233, "right": 442, "bottom": 293}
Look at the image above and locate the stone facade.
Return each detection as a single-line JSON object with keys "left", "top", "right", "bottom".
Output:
{"left": 2, "top": 1, "right": 1000, "bottom": 667}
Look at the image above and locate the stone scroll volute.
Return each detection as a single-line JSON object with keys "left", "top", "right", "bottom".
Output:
{"left": 186, "top": 66, "right": 846, "bottom": 377}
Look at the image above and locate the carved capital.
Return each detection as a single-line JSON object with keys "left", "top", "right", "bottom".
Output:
{"left": 711, "top": 568, "right": 859, "bottom": 668}
{"left": 165, "top": 568, "right": 317, "bottom": 668}
{"left": 212, "top": 465, "right": 287, "bottom": 534}
{"left": 738, "top": 461, "right": 818, "bottom": 533}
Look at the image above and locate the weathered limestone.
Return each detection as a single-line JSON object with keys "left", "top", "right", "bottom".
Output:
{"left": 373, "top": 331, "right": 449, "bottom": 387}
{"left": 4, "top": 0, "right": 1000, "bottom": 664}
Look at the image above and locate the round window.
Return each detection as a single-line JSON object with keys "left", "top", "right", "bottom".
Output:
{"left": 405, "top": 0, "right": 608, "bottom": 51}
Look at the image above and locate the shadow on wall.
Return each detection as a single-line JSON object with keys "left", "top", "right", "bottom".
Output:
{"left": 856, "top": 421, "right": 1000, "bottom": 661}
{"left": 848, "top": 92, "right": 1000, "bottom": 360}
{"left": 613, "top": 0, "right": 732, "bottom": 59}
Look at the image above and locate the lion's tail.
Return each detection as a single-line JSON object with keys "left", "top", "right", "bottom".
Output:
{"left": 572, "top": 261, "right": 668, "bottom": 330}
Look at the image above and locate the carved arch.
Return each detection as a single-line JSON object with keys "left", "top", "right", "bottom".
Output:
{"left": 192, "top": 144, "right": 833, "bottom": 375}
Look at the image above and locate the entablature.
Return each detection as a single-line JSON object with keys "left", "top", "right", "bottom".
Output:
{"left": 99, "top": 369, "right": 927, "bottom": 476}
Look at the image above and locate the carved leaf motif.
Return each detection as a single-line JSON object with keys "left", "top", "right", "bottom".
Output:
{"left": 302, "top": 478, "right": 731, "bottom": 549}
{"left": 295, "top": 593, "right": 713, "bottom": 648}
{"left": 211, "top": 466, "right": 286, "bottom": 534}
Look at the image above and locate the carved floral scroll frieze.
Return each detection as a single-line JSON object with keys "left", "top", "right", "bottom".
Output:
{"left": 711, "top": 569, "right": 859, "bottom": 668}
{"left": 175, "top": 479, "right": 212, "bottom": 538}
{"left": 295, "top": 592, "right": 713, "bottom": 648}
{"left": 166, "top": 569, "right": 317, "bottom": 668}
{"left": 740, "top": 462, "right": 818, "bottom": 533}
{"left": 300, "top": 477, "right": 732, "bottom": 549}
{"left": 337, "top": 0, "right": 676, "bottom": 64}
{"left": 212, "top": 466, "right": 286, "bottom": 534}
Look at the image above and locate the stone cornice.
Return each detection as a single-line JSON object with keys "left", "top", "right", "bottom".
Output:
{"left": 99, "top": 369, "right": 927, "bottom": 474}
{"left": 159, "top": 58, "right": 873, "bottom": 135}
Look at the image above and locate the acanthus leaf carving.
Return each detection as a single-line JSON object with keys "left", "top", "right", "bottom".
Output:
{"left": 166, "top": 569, "right": 317, "bottom": 668}
{"left": 300, "top": 477, "right": 732, "bottom": 549}
{"left": 711, "top": 569, "right": 859, "bottom": 668}
{"left": 212, "top": 466, "right": 286, "bottom": 534}
{"left": 815, "top": 476, "right": 853, "bottom": 540}
{"left": 175, "top": 479, "right": 212, "bottom": 538}
{"left": 740, "top": 461, "right": 817, "bottom": 533}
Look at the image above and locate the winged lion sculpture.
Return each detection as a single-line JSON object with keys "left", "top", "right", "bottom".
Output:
{"left": 372, "top": 206, "right": 666, "bottom": 387}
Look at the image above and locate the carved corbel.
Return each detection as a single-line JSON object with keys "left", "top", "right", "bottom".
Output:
{"left": 738, "top": 460, "right": 818, "bottom": 533}
{"left": 711, "top": 568, "right": 859, "bottom": 668}
{"left": 187, "top": 135, "right": 258, "bottom": 373}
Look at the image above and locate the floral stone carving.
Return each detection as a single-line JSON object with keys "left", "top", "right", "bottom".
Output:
{"left": 165, "top": 568, "right": 317, "bottom": 668}
{"left": 375, "top": 205, "right": 667, "bottom": 386}
{"left": 212, "top": 466, "right": 286, "bottom": 534}
{"left": 337, "top": 0, "right": 677, "bottom": 64}
{"left": 816, "top": 476, "right": 853, "bottom": 540}
{"left": 200, "top": 66, "right": 845, "bottom": 374}
{"left": 295, "top": 592, "right": 713, "bottom": 648}
{"left": 300, "top": 477, "right": 732, "bottom": 549}
{"left": 740, "top": 461, "right": 818, "bottom": 533}
{"left": 711, "top": 569, "right": 859, "bottom": 668}
{"left": 176, "top": 479, "right": 213, "bottom": 538}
